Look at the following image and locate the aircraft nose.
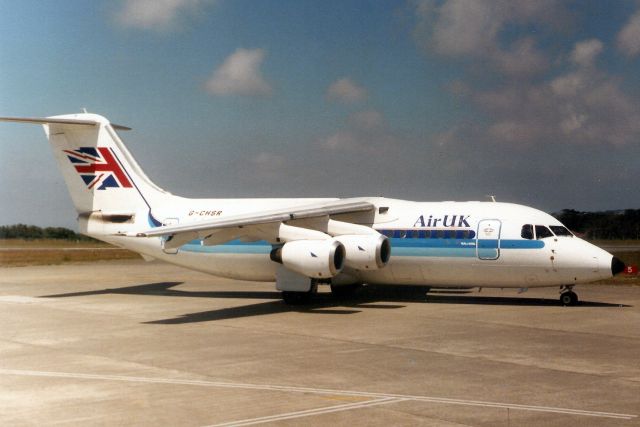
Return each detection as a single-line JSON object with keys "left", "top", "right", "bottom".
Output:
{"left": 611, "top": 257, "right": 626, "bottom": 276}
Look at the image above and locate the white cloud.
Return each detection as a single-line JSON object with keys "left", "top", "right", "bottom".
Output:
{"left": 115, "top": 0, "right": 212, "bottom": 30}
{"left": 472, "top": 68, "right": 640, "bottom": 146}
{"left": 414, "top": 0, "right": 564, "bottom": 56}
{"left": 428, "top": 0, "right": 502, "bottom": 56}
{"left": 412, "top": 0, "right": 566, "bottom": 77}
{"left": 550, "top": 72, "right": 584, "bottom": 97}
{"left": 492, "top": 37, "right": 549, "bottom": 77}
{"left": 205, "top": 48, "right": 272, "bottom": 96}
{"left": 411, "top": 1, "right": 640, "bottom": 147}
{"left": 326, "top": 78, "right": 368, "bottom": 103}
{"left": 570, "top": 39, "right": 604, "bottom": 67}
{"left": 617, "top": 10, "right": 640, "bottom": 57}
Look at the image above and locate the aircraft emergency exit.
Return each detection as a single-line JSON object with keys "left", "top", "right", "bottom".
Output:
{"left": 0, "top": 113, "right": 626, "bottom": 305}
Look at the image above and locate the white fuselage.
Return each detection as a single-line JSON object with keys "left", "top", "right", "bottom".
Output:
{"left": 96, "top": 197, "right": 614, "bottom": 289}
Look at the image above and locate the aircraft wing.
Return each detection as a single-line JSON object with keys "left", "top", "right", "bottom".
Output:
{"left": 136, "top": 198, "right": 375, "bottom": 248}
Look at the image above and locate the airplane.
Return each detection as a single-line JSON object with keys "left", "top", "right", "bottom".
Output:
{"left": 0, "top": 113, "right": 626, "bottom": 305}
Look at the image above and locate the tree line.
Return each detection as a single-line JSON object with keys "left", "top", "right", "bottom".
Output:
{"left": 0, "top": 224, "right": 96, "bottom": 241}
{"left": 553, "top": 209, "right": 640, "bottom": 240}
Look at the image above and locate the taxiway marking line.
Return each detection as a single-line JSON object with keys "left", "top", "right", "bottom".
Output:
{"left": 208, "top": 397, "right": 405, "bottom": 426}
{"left": 0, "top": 369, "right": 636, "bottom": 420}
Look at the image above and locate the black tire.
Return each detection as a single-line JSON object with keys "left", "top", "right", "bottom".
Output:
{"left": 560, "top": 291, "right": 579, "bottom": 306}
{"left": 330, "top": 283, "right": 362, "bottom": 298}
{"left": 568, "top": 291, "right": 579, "bottom": 305}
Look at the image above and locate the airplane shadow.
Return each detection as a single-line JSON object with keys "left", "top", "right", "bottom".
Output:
{"left": 40, "top": 282, "right": 278, "bottom": 300}
{"left": 39, "top": 282, "right": 630, "bottom": 324}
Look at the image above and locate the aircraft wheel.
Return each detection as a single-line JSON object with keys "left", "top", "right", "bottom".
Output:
{"left": 560, "top": 291, "right": 579, "bottom": 306}
{"left": 330, "top": 283, "right": 362, "bottom": 298}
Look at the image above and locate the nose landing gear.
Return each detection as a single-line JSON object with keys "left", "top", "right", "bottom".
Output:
{"left": 559, "top": 285, "right": 579, "bottom": 306}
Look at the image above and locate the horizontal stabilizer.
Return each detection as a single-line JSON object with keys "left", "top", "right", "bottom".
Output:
{"left": 0, "top": 116, "right": 131, "bottom": 131}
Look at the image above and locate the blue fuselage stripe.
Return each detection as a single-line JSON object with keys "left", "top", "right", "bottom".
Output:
{"left": 179, "top": 238, "right": 544, "bottom": 257}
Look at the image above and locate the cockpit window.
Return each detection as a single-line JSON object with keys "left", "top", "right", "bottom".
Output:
{"left": 521, "top": 224, "right": 534, "bottom": 240}
{"left": 550, "top": 225, "right": 573, "bottom": 237}
{"left": 535, "top": 225, "right": 554, "bottom": 239}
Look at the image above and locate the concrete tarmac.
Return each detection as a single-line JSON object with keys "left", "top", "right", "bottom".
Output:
{"left": 0, "top": 260, "right": 638, "bottom": 426}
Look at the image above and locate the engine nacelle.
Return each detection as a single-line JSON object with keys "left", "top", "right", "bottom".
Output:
{"left": 333, "top": 234, "right": 391, "bottom": 270}
{"left": 270, "top": 240, "right": 345, "bottom": 279}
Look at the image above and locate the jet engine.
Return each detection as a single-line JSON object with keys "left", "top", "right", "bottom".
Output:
{"left": 334, "top": 234, "right": 391, "bottom": 270}
{"left": 270, "top": 239, "right": 345, "bottom": 278}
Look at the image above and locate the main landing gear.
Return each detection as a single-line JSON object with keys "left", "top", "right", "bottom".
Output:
{"left": 559, "top": 285, "right": 579, "bottom": 306}
{"left": 281, "top": 282, "right": 363, "bottom": 304}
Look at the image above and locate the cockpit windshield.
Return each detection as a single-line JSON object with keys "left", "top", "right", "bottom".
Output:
{"left": 535, "top": 225, "right": 554, "bottom": 239}
{"left": 550, "top": 225, "right": 573, "bottom": 236}
{"left": 522, "top": 224, "right": 574, "bottom": 239}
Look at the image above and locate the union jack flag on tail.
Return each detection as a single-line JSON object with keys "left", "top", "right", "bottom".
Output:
{"left": 64, "top": 147, "right": 133, "bottom": 190}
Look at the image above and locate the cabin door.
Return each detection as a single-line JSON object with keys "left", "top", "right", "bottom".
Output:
{"left": 476, "top": 219, "right": 501, "bottom": 260}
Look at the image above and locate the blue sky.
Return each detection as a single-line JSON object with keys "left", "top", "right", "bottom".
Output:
{"left": 1, "top": 0, "right": 640, "bottom": 229}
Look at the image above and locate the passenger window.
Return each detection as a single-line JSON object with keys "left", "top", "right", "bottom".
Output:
{"left": 411, "top": 230, "right": 419, "bottom": 238}
{"left": 436, "top": 230, "right": 445, "bottom": 239}
{"left": 535, "top": 225, "right": 554, "bottom": 239}
{"left": 399, "top": 230, "right": 407, "bottom": 238}
{"left": 550, "top": 226, "right": 573, "bottom": 237}
{"left": 383, "top": 230, "right": 393, "bottom": 238}
{"left": 521, "top": 224, "right": 534, "bottom": 240}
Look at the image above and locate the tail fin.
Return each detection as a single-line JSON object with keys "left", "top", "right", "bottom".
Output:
{"left": 1, "top": 113, "right": 173, "bottom": 233}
